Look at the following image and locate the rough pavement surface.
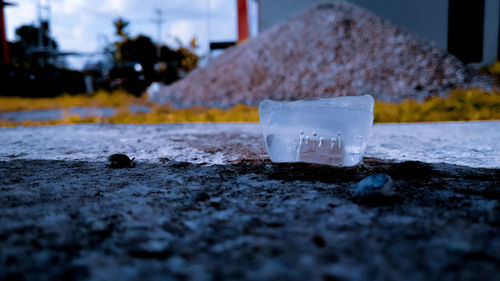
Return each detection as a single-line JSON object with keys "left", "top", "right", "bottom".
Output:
{"left": 153, "top": 2, "right": 495, "bottom": 108}
{"left": 1, "top": 123, "right": 500, "bottom": 281}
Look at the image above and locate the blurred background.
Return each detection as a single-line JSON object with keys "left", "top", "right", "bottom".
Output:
{"left": 1, "top": 0, "right": 259, "bottom": 96}
{"left": 0, "top": 0, "right": 499, "bottom": 125}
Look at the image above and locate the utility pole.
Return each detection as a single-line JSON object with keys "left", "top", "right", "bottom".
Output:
{"left": 154, "top": 9, "right": 164, "bottom": 58}
{"left": 207, "top": 0, "right": 211, "bottom": 59}
{"left": 37, "top": 0, "right": 51, "bottom": 50}
{"left": 155, "top": 9, "right": 164, "bottom": 45}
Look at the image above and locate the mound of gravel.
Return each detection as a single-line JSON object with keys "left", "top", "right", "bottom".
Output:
{"left": 154, "top": 2, "right": 495, "bottom": 108}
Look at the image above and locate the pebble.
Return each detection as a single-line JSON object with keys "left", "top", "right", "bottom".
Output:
{"left": 354, "top": 173, "right": 393, "bottom": 197}
{"left": 107, "top": 154, "right": 135, "bottom": 168}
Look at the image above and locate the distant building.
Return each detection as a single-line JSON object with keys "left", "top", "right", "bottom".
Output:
{"left": 253, "top": 0, "right": 499, "bottom": 65}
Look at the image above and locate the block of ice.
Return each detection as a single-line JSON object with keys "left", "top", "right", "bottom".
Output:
{"left": 259, "top": 95, "right": 374, "bottom": 167}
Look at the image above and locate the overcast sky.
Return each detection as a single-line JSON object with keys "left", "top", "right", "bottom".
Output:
{"left": 4, "top": 0, "right": 244, "bottom": 68}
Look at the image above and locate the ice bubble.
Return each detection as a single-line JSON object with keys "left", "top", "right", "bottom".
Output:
{"left": 258, "top": 95, "right": 374, "bottom": 167}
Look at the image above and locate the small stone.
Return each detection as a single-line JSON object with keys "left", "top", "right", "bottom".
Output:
{"left": 354, "top": 173, "right": 393, "bottom": 197}
{"left": 107, "top": 154, "right": 135, "bottom": 168}
{"left": 194, "top": 192, "right": 210, "bottom": 202}
{"left": 312, "top": 235, "right": 326, "bottom": 248}
{"left": 158, "top": 157, "right": 170, "bottom": 164}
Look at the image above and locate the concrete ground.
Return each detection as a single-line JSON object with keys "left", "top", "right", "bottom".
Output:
{"left": 1, "top": 123, "right": 499, "bottom": 281}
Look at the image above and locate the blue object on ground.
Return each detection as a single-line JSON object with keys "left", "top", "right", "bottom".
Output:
{"left": 354, "top": 173, "right": 393, "bottom": 196}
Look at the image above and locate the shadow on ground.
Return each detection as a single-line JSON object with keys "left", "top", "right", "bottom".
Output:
{"left": 0, "top": 158, "right": 499, "bottom": 281}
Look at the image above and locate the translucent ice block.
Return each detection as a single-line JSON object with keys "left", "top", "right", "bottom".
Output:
{"left": 258, "top": 95, "right": 374, "bottom": 167}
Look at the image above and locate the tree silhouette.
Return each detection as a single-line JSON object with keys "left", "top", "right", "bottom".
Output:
{"left": 109, "top": 17, "right": 200, "bottom": 95}
{"left": 15, "top": 24, "right": 58, "bottom": 49}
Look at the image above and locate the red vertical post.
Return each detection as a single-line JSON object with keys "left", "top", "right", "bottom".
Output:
{"left": 237, "top": 0, "right": 249, "bottom": 43}
{"left": 0, "top": 1, "right": 12, "bottom": 71}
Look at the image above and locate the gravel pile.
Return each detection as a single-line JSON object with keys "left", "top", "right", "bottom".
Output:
{"left": 153, "top": 2, "right": 495, "bottom": 108}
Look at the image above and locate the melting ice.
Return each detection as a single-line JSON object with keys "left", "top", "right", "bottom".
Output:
{"left": 259, "top": 95, "right": 374, "bottom": 167}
